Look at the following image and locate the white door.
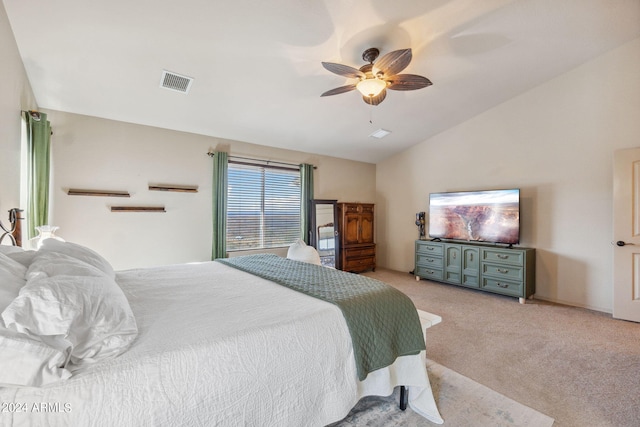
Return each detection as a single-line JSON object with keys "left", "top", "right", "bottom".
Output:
{"left": 613, "top": 148, "right": 640, "bottom": 322}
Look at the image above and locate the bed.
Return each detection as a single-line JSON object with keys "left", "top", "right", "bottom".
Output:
{"left": 0, "top": 237, "right": 443, "bottom": 426}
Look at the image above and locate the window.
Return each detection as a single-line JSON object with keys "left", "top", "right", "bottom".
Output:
{"left": 226, "top": 163, "right": 301, "bottom": 251}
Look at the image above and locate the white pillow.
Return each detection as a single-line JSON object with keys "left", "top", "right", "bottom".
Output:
{"left": 0, "top": 252, "right": 27, "bottom": 280}
{"left": 6, "top": 250, "right": 36, "bottom": 268}
{"left": 26, "top": 251, "right": 109, "bottom": 281}
{"left": 39, "top": 240, "right": 115, "bottom": 279}
{"left": 0, "top": 253, "right": 71, "bottom": 387}
{"left": 0, "top": 270, "right": 24, "bottom": 315}
{"left": 0, "top": 253, "right": 27, "bottom": 311}
{"left": 0, "top": 245, "right": 24, "bottom": 255}
{"left": 287, "top": 239, "right": 322, "bottom": 265}
{"left": 0, "top": 327, "right": 72, "bottom": 387}
{"left": 2, "top": 274, "right": 138, "bottom": 367}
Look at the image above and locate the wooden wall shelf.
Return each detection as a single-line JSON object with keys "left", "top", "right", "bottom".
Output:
{"left": 148, "top": 185, "right": 198, "bottom": 193}
{"left": 68, "top": 189, "right": 130, "bottom": 197}
{"left": 110, "top": 206, "right": 166, "bottom": 213}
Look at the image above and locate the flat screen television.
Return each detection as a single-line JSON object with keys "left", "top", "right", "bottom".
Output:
{"left": 428, "top": 188, "right": 520, "bottom": 245}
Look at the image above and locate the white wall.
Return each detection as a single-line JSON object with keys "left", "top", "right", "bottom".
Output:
{"left": 376, "top": 37, "right": 640, "bottom": 313}
{"left": 46, "top": 111, "right": 376, "bottom": 270}
{"left": 0, "top": 2, "right": 37, "bottom": 220}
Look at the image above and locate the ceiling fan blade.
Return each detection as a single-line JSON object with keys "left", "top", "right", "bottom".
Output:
{"left": 321, "top": 84, "right": 357, "bottom": 97}
{"left": 386, "top": 74, "right": 433, "bottom": 91}
{"left": 373, "top": 49, "right": 412, "bottom": 77}
{"left": 362, "top": 88, "right": 387, "bottom": 106}
{"left": 321, "top": 62, "right": 365, "bottom": 79}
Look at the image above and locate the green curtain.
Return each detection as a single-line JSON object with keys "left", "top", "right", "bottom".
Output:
{"left": 211, "top": 151, "right": 228, "bottom": 259}
{"left": 24, "top": 111, "right": 51, "bottom": 239}
{"left": 300, "top": 163, "right": 314, "bottom": 244}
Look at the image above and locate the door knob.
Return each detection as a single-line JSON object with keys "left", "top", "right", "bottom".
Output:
{"left": 615, "top": 240, "right": 635, "bottom": 246}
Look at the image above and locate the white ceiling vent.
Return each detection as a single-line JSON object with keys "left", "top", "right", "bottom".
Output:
{"left": 160, "top": 70, "right": 193, "bottom": 94}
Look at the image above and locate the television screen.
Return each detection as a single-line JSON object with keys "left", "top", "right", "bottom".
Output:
{"left": 428, "top": 189, "right": 520, "bottom": 245}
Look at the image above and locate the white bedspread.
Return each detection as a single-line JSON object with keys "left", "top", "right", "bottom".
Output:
{"left": 0, "top": 261, "right": 442, "bottom": 426}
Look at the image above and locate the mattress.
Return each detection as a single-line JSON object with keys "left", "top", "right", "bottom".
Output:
{"left": 0, "top": 261, "right": 442, "bottom": 426}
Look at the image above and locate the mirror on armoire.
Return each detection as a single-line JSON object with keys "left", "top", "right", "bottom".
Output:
{"left": 309, "top": 199, "right": 339, "bottom": 269}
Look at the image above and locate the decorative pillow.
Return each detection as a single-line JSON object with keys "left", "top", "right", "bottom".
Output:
{"left": 287, "top": 239, "right": 322, "bottom": 265}
{"left": 0, "top": 327, "right": 72, "bottom": 387}
{"left": 2, "top": 274, "right": 138, "bottom": 367}
{"left": 26, "top": 251, "right": 109, "bottom": 281}
{"left": 39, "top": 240, "right": 115, "bottom": 278}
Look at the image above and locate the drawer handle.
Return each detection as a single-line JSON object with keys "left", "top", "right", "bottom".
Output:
{"left": 497, "top": 268, "right": 509, "bottom": 274}
{"left": 427, "top": 259, "right": 435, "bottom": 263}
{"left": 427, "top": 270, "right": 434, "bottom": 274}
{"left": 427, "top": 247, "right": 434, "bottom": 251}
{"left": 497, "top": 254, "right": 509, "bottom": 259}
{"left": 496, "top": 282, "right": 509, "bottom": 288}
{"left": 452, "top": 252, "right": 457, "bottom": 259}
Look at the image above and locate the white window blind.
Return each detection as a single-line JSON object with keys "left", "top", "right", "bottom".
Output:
{"left": 227, "top": 163, "right": 301, "bottom": 251}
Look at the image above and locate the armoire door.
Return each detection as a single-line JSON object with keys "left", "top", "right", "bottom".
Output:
{"left": 359, "top": 212, "right": 374, "bottom": 243}
{"left": 344, "top": 213, "right": 361, "bottom": 245}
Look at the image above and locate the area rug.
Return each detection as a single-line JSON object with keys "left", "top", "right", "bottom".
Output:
{"left": 329, "top": 360, "right": 554, "bottom": 426}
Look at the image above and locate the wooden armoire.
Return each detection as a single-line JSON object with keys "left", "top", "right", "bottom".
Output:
{"left": 336, "top": 203, "right": 375, "bottom": 273}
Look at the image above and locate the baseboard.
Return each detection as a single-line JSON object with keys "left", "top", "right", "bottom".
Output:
{"left": 532, "top": 295, "right": 611, "bottom": 315}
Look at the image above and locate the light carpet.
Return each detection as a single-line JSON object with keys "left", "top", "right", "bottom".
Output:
{"left": 329, "top": 360, "right": 554, "bottom": 426}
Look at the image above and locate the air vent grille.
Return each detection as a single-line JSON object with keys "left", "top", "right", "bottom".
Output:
{"left": 160, "top": 70, "right": 193, "bottom": 94}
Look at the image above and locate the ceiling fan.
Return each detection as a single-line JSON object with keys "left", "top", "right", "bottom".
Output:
{"left": 321, "top": 47, "right": 432, "bottom": 106}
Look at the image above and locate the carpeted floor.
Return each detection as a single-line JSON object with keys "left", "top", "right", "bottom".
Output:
{"left": 363, "top": 268, "right": 640, "bottom": 427}
{"left": 330, "top": 360, "right": 554, "bottom": 426}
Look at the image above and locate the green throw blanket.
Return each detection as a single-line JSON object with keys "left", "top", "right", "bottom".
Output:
{"left": 216, "top": 254, "right": 426, "bottom": 381}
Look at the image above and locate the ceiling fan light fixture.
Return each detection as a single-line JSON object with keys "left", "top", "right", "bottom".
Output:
{"left": 356, "top": 78, "right": 386, "bottom": 97}
{"left": 369, "top": 128, "right": 391, "bottom": 139}
{"left": 321, "top": 47, "right": 431, "bottom": 105}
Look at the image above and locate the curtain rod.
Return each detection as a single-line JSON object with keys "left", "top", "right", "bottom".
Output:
{"left": 207, "top": 152, "right": 316, "bottom": 170}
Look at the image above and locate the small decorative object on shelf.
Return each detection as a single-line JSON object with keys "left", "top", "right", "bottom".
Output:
{"left": 31, "top": 225, "right": 65, "bottom": 249}
{"left": 148, "top": 185, "right": 198, "bottom": 193}
{"left": 67, "top": 189, "right": 130, "bottom": 197}
{"left": 110, "top": 206, "right": 166, "bottom": 212}
{"left": 415, "top": 212, "right": 426, "bottom": 239}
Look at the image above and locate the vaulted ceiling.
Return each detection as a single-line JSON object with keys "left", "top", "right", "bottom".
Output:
{"left": 4, "top": 0, "right": 640, "bottom": 163}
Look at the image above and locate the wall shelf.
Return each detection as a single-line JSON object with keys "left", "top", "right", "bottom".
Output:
{"left": 148, "top": 185, "right": 198, "bottom": 193}
{"left": 110, "top": 206, "right": 166, "bottom": 213}
{"left": 68, "top": 189, "right": 130, "bottom": 197}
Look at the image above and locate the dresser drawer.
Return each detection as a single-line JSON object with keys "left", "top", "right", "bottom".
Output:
{"left": 416, "top": 254, "right": 443, "bottom": 269}
{"left": 415, "top": 241, "right": 535, "bottom": 302}
{"left": 344, "top": 256, "right": 375, "bottom": 271}
{"left": 481, "top": 248, "right": 524, "bottom": 266}
{"left": 344, "top": 246, "right": 375, "bottom": 258}
{"left": 481, "top": 277, "right": 524, "bottom": 297}
{"left": 416, "top": 242, "right": 444, "bottom": 256}
{"left": 415, "top": 266, "right": 443, "bottom": 281}
{"left": 343, "top": 203, "right": 374, "bottom": 214}
{"left": 482, "top": 262, "right": 523, "bottom": 281}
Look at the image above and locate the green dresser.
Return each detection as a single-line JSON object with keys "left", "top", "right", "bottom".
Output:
{"left": 415, "top": 240, "right": 535, "bottom": 303}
